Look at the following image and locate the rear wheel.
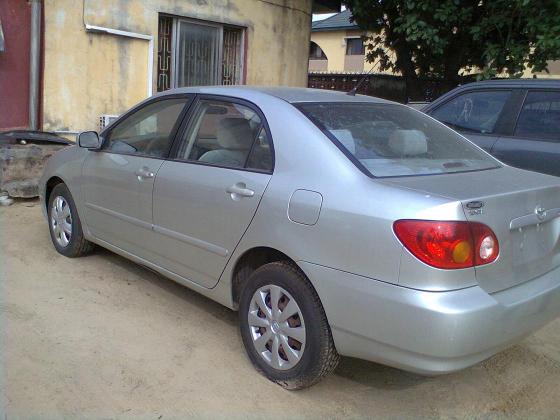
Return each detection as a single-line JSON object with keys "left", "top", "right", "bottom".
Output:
{"left": 239, "top": 261, "right": 340, "bottom": 389}
{"left": 48, "top": 183, "right": 94, "bottom": 257}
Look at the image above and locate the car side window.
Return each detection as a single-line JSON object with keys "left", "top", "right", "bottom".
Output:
{"left": 104, "top": 98, "right": 189, "bottom": 157}
{"left": 246, "top": 127, "right": 273, "bottom": 171}
{"left": 178, "top": 99, "right": 273, "bottom": 171}
{"left": 431, "top": 90, "right": 511, "bottom": 134}
{"left": 514, "top": 91, "right": 560, "bottom": 142}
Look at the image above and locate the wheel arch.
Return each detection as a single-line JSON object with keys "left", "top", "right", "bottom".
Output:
{"left": 45, "top": 175, "right": 66, "bottom": 211}
{"left": 231, "top": 246, "right": 302, "bottom": 309}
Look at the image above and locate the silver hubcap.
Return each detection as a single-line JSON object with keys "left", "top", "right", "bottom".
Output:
{"left": 248, "top": 285, "right": 306, "bottom": 371}
{"left": 50, "top": 196, "right": 72, "bottom": 247}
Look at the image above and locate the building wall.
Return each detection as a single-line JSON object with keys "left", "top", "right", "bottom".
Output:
{"left": 522, "top": 60, "right": 560, "bottom": 78}
{"left": 0, "top": 0, "right": 31, "bottom": 130}
{"left": 311, "top": 27, "right": 560, "bottom": 79}
{"left": 309, "top": 58, "right": 328, "bottom": 72}
{"left": 43, "top": 0, "right": 313, "bottom": 133}
{"left": 310, "top": 29, "right": 395, "bottom": 74}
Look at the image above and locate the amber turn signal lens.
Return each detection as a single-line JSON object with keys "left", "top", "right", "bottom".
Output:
{"left": 452, "top": 240, "right": 472, "bottom": 264}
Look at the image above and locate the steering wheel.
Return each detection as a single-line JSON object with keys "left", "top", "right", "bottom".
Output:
{"left": 144, "top": 136, "right": 164, "bottom": 155}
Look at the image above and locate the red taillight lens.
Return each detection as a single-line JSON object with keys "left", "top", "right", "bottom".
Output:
{"left": 393, "top": 220, "right": 499, "bottom": 269}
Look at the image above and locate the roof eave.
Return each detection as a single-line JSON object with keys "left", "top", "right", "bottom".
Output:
{"left": 311, "top": 25, "right": 360, "bottom": 32}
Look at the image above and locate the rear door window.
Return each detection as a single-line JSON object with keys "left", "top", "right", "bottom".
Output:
{"left": 514, "top": 91, "right": 560, "bottom": 142}
{"left": 176, "top": 99, "right": 273, "bottom": 171}
{"left": 431, "top": 90, "right": 512, "bottom": 134}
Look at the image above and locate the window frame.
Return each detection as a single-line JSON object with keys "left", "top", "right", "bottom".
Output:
{"left": 167, "top": 94, "right": 275, "bottom": 174}
{"left": 510, "top": 89, "right": 560, "bottom": 142}
{"left": 427, "top": 88, "right": 522, "bottom": 137}
{"left": 97, "top": 94, "right": 195, "bottom": 160}
{"left": 345, "top": 37, "right": 365, "bottom": 56}
{"left": 168, "top": 16, "right": 246, "bottom": 88}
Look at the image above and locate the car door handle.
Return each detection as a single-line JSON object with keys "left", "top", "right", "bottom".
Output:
{"left": 134, "top": 166, "right": 154, "bottom": 180}
{"left": 226, "top": 183, "right": 254, "bottom": 199}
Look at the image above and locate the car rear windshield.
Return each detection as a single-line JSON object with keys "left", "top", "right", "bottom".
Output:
{"left": 297, "top": 102, "right": 500, "bottom": 177}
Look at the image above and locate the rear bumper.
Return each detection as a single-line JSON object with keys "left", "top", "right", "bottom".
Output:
{"left": 299, "top": 261, "right": 560, "bottom": 375}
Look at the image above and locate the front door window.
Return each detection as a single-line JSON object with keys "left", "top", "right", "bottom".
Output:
{"left": 104, "top": 98, "right": 189, "bottom": 157}
{"left": 514, "top": 91, "right": 560, "bottom": 142}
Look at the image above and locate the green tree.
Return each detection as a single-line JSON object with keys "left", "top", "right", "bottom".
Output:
{"left": 344, "top": 0, "right": 560, "bottom": 86}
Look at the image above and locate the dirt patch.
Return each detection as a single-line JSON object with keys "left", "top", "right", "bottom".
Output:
{"left": 1, "top": 201, "right": 560, "bottom": 418}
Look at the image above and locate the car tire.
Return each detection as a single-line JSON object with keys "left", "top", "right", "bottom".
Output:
{"left": 239, "top": 261, "right": 340, "bottom": 390}
{"left": 47, "top": 183, "right": 94, "bottom": 257}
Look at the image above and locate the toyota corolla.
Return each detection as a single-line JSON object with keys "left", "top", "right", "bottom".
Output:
{"left": 40, "top": 87, "right": 560, "bottom": 389}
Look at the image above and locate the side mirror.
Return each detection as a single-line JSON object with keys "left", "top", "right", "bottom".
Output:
{"left": 77, "top": 131, "right": 102, "bottom": 149}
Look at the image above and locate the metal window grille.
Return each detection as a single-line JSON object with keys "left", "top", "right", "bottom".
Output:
{"left": 222, "top": 27, "right": 243, "bottom": 85}
{"left": 158, "top": 15, "right": 245, "bottom": 88}
{"left": 157, "top": 16, "right": 173, "bottom": 92}
{"left": 175, "top": 20, "right": 221, "bottom": 87}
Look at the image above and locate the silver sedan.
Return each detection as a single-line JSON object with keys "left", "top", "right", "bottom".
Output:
{"left": 40, "top": 87, "right": 560, "bottom": 389}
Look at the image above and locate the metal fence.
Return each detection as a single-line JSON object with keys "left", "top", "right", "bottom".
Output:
{"left": 308, "top": 73, "right": 476, "bottom": 103}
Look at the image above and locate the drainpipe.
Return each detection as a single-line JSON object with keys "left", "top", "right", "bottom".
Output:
{"left": 29, "top": 0, "right": 42, "bottom": 130}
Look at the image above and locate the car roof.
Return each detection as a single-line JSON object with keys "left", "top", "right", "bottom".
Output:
{"left": 448, "top": 78, "right": 560, "bottom": 90}
{"left": 422, "top": 78, "right": 560, "bottom": 112}
{"left": 155, "top": 86, "right": 392, "bottom": 104}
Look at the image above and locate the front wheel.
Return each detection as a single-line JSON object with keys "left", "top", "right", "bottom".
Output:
{"left": 47, "top": 183, "right": 94, "bottom": 257}
{"left": 239, "top": 261, "right": 340, "bottom": 390}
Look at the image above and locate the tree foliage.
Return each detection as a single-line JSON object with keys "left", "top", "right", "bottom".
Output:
{"left": 343, "top": 0, "right": 560, "bottom": 82}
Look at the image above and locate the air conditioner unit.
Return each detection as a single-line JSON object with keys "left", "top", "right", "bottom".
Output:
{"left": 99, "top": 115, "right": 119, "bottom": 131}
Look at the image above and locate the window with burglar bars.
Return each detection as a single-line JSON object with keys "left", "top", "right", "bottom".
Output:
{"left": 157, "top": 15, "right": 245, "bottom": 91}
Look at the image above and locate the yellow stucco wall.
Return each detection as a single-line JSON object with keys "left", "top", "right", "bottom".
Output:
{"left": 522, "top": 60, "right": 560, "bottom": 78}
{"left": 43, "top": 0, "right": 314, "bottom": 133}
{"left": 310, "top": 29, "right": 395, "bottom": 74}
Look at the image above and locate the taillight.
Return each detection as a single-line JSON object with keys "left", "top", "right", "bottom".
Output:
{"left": 469, "top": 222, "right": 499, "bottom": 266}
{"left": 393, "top": 220, "right": 499, "bottom": 269}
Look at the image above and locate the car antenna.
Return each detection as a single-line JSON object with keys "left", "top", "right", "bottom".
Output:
{"left": 347, "top": 58, "right": 379, "bottom": 96}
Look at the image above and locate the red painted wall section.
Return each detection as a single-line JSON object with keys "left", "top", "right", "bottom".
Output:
{"left": 0, "top": 0, "right": 31, "bottom": 130}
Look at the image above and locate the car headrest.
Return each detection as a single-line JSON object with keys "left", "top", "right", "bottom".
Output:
{"left": 217, "top": 118, "right": 254, "bottom": 150}
{"left": 330, "top": 129, "right": 356, "bottom": 154}
{"left": 388, "top": 129, "right": 427, "bottom": 156}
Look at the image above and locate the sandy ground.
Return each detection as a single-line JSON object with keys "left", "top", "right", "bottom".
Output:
{"left": 1, "top": 200, "right": 560, "bottom": 419}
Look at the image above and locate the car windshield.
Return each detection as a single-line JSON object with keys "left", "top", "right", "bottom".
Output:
{"left": 297, "top": 102, "right": 500, "bottom": 177}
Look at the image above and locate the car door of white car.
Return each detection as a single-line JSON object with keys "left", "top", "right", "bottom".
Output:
{"left": 81, "top": 95, "right": 192, "bottom": 260}
{"left": 151, "top": 96, "right": 274, "bottom": 288}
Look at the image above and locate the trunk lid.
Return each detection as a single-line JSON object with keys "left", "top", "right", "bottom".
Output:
{"left": 384, "top": 167, "right": 560, "bottom": 293}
